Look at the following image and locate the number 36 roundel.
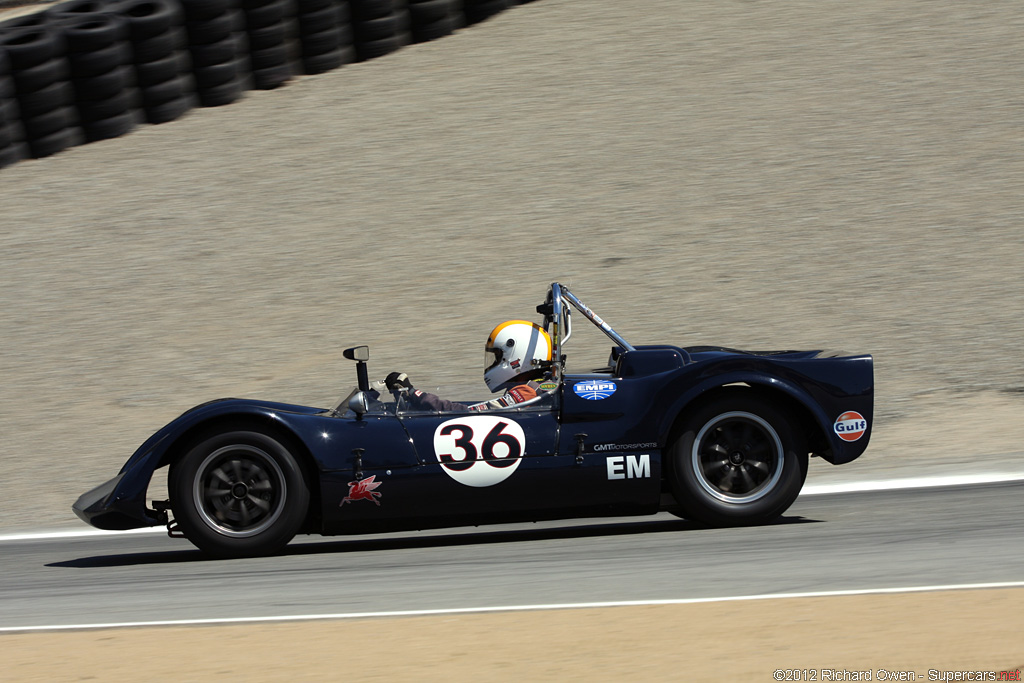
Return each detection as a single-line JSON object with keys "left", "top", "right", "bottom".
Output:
{"left": 433, "top": 415, "right": 527, "bottom": 487}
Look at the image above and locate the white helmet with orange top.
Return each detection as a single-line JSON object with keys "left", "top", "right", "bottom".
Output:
{"left": 483, "top": 320, "right": 552, "bottom": 392}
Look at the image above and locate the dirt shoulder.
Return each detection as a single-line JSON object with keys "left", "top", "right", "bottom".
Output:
{"left": 3, "top": 588, "right": 1022, "bottom": 681}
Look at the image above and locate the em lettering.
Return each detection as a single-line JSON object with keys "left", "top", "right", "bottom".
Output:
{"left": 606, "top": 454, "right": 650, "bottom": 480}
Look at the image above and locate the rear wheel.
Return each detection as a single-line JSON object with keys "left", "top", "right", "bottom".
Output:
{"left": 668, "top": 395, "right": 807, "bottom": 525}
{"left": 169, "top": 429, "right": 310, "bottom": 557}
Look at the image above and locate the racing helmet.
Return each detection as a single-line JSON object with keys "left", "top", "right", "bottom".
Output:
{"left": 483, "top": 320, "right": 552, "bottom": 392}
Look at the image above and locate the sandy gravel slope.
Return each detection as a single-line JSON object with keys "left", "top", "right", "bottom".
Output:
{"left": 1, "top": 0, "right": 1023, "bottom": 531}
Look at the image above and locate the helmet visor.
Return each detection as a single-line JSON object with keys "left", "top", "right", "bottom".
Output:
{"left": 484, "top": 348, "right": 503, "bottom": 373}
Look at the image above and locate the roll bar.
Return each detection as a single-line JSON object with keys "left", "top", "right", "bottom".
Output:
{"left": 538, "top": 283, "right": 635, "bottom": 378}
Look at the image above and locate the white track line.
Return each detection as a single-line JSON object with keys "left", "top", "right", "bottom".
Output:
{"left": 2, "top": 471, "right": 1022, "bottom": 544}
{"left": 801, "top": 471, "right": 1024, "bottom": 495}
{"left": 2, "top": 581, "right": 1023, "bottom": 633}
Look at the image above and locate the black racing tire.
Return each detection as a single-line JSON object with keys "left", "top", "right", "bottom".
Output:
{"left": 337, "top": 21, "right": 354, "bottom": 45}
{"left": 296, "top": 0, "right": 334, "bottom": 14}
{"left": 0, "top": 69, "right": 14, "bottom": 96}
{"left": 241, "top": 0, "right": 288, "bottom": 29}
{"left": 140, "top": 72, "right": 192, "bottom": 104}
{"left": 464, "top": 0, "right": 506, "bottom": 24}
{"left": 0, "top": 99, "right": 22, "bottom": 130}
{"left": 192, "top": 59, "right": 238, "bottom": 87}
{"left": 667, "top": 393, "right": 808, "bottom": 526}
{"left": 68, "top": 42, "right": 131, "bottom": 77}
{"left": 184, "top": 12, "right": 235, "bottom": 44}
{"left": 0, "top": 26, "right": 63, "bottom": 70}
{"left": 353, "top": 12, "right": 397, "bottom": 42}
{"left": 73, "top": 65, "right": 134, "bottom": 100}
{"left": 246, "top": 21, "right": 287, "bottom": 50}
{"left": 133, "top": 52, "right": 181, "bottom": 84}
{"left": 250, "top": 62, "right": 290, "bottom": 88}
{"left": 169, "top": 429, "right": 310, "bottom": 558}
{"left": 411, "top": 14, "right": 452, "bottom": 42}
{"left": 60, "top": 15, "right": 127, "bottom": 53}
{"left": 22, "top": 104, "right": 76, "bottom": 137}
{"left": 249, "top": 43, "right": 287, "bottom": 69}
{"left": 408, "top": 0, "right": 450, "bottom": 24}
{"left": 196, "top": 75, "right": 243, "bottom": 105}
{"left": 354, "top": 33, "right": 399, "bottom": 60}
{"left": 188, "top": 34, "right": 237, "bottom": 65}
{"left": 82, "top": 107, "right": 136, "bottom": 140}
{"left": 300, "top": 25, "right": 341, "bottom": 55}
{"left": 10, "top": 58, "right": 69, "bottom": 93}
{"left": 77, "top": 88, "right": 132, "bottom": 120}
{"left": 129, "top": 28, "right": 183, "bottom": 62}
{"left": 301, "top": 45, "right": 349, "bottom": 73}
{"left": 45, "top": 0, "right": 119, "bottom": 19}
{"left": 297, "top": 5, "right": 341, "bottom": 35}
{"left": 0, "top": 13, "right": 47, "bottom": 31}
{"left": 0, "top": 142, "right": 27, "bottom": 169}
{"left": 27, "top": 125, "right": 79, "bottom": 157}
{"left": 17, "top": 80, "right": 73, "bottom": 115}
{"left": 350, "top": 0, "right": 393, "bottom": 20}
{"left": 120, "top": 0, "right": 182, "bottom": 41}
{"left": 179, "top": 0, "right": 232, "bottom": 22}
{"left": 143, "top": 91, "right": 193, "bottom": 122}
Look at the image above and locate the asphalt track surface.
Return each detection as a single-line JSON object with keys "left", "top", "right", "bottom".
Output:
{"left": 2, "top": 480, "right": 1021, "bottom": 631}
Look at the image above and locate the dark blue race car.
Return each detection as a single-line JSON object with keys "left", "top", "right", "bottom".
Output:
{"left": 74, "top": 283, "right": 874, "bottom": 558}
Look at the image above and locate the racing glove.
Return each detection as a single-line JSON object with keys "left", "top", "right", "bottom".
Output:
{"left": 385, "top": 372, "right": 414, "bottom": 393}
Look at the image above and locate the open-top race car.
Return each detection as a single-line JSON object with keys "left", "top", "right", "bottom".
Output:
{"left": 74, "top": 283, "right": 874, "bottom": 558}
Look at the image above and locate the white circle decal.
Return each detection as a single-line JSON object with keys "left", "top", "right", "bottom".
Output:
{"left": 433, "top": 415, "right": 526, "bottom": 487}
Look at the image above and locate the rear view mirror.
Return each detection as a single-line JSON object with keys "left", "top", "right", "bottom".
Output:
{"left": 344, "top": 346, "right": 370, "bottom": 362}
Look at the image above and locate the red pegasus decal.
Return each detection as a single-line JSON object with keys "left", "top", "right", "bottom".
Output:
{"left": 341, "top": 475, "right": 382, "bottom": 506}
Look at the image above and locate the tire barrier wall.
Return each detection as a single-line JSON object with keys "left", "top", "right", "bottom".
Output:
{"left": 0, "top": 0, "right": 537, "bottom": 168}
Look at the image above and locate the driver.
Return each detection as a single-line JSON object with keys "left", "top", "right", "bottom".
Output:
{"left": 385, "top": 320, "right": 556, "bottom": 411}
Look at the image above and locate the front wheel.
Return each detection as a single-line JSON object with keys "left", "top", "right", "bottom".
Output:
{"left": 668, "top": 395, "right": 808, "bottom": 526}
{"left": 169, "top": 430, "right": 310, "bottom": 558}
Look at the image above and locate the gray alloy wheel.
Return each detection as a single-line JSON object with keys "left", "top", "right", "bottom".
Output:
{"left": 669, "top": 393, "right": 807, "bottom": 526}
{"left": 691, "top": 411, "right": 785, "bottom": 505}
{"left": 170, "top": 429, "right": 310, "bottom": 558}
{"left": 191, "top": 443, "right": 287, "bottom": 537}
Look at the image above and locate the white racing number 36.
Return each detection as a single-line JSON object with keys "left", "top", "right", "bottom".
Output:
{"left": 433, "top": 415, "right": 526, "bottom": 487}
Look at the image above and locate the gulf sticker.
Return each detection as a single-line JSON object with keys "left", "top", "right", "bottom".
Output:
{"left": 833, "top": 411, "right": 868, "bottom": 442}
{"left": 433, "top": 415, "right": 526, "bottom": 487}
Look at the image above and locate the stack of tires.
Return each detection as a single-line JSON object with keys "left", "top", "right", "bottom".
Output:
{"left": 295, "top": 0, "right": 354, "bottom": 75}
{"left": 0, "top": 47, "right": 29, "bottom": 167}
{"left": 240, "top": 0, "right": 292, "bottom": 89}
{"left": 349, "top": 0, "right": 402, "bottom": 61}
{"left": 405, "top": 0, "right": 455, "bottom": 43}
{"left": 0, "top": 10, "right": 47, "bottom": 30}
{"left": 55, "top": 13, "right": 139, "bottom": 142}
{"left": 46, "top": 0, "right": 116, "bottom": 19}
{"left": 119, "top": 0, "right": 195, "bottom": 124}
{"left": 0, "top": 0, "right": 547, "bottom": 169}
{"left": 462, "top": 0, "right": 506, "bottom": 25}
{"left": 0, "top": 25, "right": 81, "bottom": 158}
{"left": 179, "top": 0, "right": 249, "bottom": 106}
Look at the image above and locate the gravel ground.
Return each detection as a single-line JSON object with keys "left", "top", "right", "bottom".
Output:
{"left": 1, "top": 0, "right": 1022, "bottom": 531}
{"left": 6, "top": 590, "right": 1024, "bottom": 680}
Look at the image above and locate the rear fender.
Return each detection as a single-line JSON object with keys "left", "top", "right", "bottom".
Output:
{"left": 657, "top": 370, "right": 869, "bottom": 465}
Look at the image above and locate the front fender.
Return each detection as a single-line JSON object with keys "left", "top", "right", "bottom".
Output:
{"left": 72, "top": 398, "right": 329, "bottom": 531}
